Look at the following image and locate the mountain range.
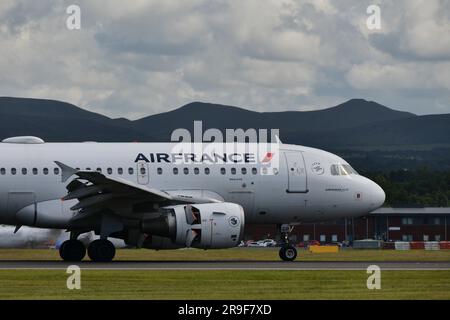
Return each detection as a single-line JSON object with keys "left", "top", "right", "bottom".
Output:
{"left": 2, "top": 96, "right": 449, "bottom": 171}
{"left": 1, "top": 97, "right": 448, "bottom": 147}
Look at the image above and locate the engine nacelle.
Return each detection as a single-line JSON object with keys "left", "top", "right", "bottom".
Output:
{"left": 141, "top": 202, "right": 245, "bottom": 249}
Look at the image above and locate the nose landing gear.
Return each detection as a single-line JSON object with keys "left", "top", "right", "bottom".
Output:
{"left": 279, "top": 246, "right": 297, "bottom": 261}
{"left": 278, "top": 224, "right": 297, "bottom": 261}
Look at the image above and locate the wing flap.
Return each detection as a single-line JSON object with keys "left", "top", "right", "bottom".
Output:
{"left": 70, "top": 193, "right": 115, "bottom": 211}
{"left": 63, "top": 184, "right": 106, "bottom": 200}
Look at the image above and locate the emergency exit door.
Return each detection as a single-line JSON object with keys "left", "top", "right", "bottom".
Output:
{"left": 285, "top": 152, "right": 308, "bottom": 193}
{"left": 136, "top": 161, "right": 150, "bottom": 185}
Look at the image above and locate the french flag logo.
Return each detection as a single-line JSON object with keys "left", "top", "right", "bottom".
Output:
{"left": 261, "top": 152, "right": 275, "bottom": 163}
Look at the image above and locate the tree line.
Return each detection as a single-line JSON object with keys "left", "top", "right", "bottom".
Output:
{"left": 363, "top": 167, "right": 450, "bottom": 207}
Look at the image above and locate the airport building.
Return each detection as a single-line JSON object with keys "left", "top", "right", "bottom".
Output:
{"left": 245, "top": 207, "right": 450, "bottom": 243}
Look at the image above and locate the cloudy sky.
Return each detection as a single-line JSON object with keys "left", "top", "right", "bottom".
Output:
{"left": 0, "top": 0, "right": 449, "bottom": 119}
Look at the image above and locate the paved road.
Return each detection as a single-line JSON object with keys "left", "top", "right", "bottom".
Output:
{"left": 0, "top": 260, "right": 449, "bottom": 270}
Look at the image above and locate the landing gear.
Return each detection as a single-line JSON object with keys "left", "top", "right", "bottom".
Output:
{"left": 59, "top": 239, "right": 86, "bottom": 262}
{"left": 88, "top": 239, "right": 116, "bottom": 262}
{"left": 278, "top": 223, "right": 297, "bottom": 261}
{"left": 279, "top": 246, "right": 297, "bottom": 261}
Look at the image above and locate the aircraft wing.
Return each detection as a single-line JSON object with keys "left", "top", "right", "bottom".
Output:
{"left": 55, "top": 161, "right": 222, "bottom": 221}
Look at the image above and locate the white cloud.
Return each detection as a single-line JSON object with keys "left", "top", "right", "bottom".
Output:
{"left": 433, "top": 62, "right": 450, "bottom": 89}
{"left": 347, "top": 63, "right": 425, "bottom": 90}
{"left": 347, "top": 61, "right": 450, "bottom": 91}
{"left": 0, "top": 0, "right": 448, "bottom": 118}
{"left": 366, "top": 0, "right": 450, "bottom": 60}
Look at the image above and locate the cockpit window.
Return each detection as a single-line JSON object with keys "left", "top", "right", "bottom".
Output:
{"left": 330, "top": 164, "right": 339, "bottom": 176}
{"left": 331, "top": 164, "right": 358, "bottom": 176}
{"left": 343, "top": 164, "right": 358, "bottom": 175}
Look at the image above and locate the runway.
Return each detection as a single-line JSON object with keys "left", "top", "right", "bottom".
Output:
{"left": 0, "top": 260, "right": 449, "bottom": 270}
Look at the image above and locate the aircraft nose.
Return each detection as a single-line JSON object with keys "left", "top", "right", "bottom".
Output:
{"left": 369, "top": 181, "right": 385, "bottom": 210}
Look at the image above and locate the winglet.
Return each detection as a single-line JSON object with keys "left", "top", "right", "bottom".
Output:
{"left": 54, "top": 161, "right": 78, "bottom": 182}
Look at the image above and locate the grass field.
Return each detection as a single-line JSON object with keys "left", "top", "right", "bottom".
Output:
{"left": 0, "top": 248, "right": 449, "bottom": 299}
{"left": 0, "top": 247, "right": 449, "bottom": 261}
{"left": 0, "top": 269, "right": 449, "bottom": 299}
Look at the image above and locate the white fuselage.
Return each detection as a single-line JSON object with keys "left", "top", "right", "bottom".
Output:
{"left": 0, "top": 142, "right": 385, "bottom": 228}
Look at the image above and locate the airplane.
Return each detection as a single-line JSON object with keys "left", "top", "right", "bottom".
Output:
{"left": 0, "top": 136, "right": 385, "bottom": 262}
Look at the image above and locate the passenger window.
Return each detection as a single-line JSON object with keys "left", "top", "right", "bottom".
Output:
{"left": 32, "top": 168, "right": 38, "bottom": 175}
{"left": 241, "top": 168, "right": 247, "bottom": 175}
{"left": 204, "top": 168, "right": 210, "bottom": 175}
{"left": 173, "top": 168, "right": 178, "bottom": 175}
{"left": 231, "top": 168, "right": 236, "bottom": 175}
{"left": 43, "top": 168, "right": 49, "bottom": 175}
{"left": 54, "top": 168, "right": 60, "bottom": 175}
{"left": 220, "top": 168, "right": 226, "bottom": 175}
{"left": 140, "top": 167, "right": 146, "bottom": 175}
{"left": 157, "top": 168, "right": 163, "bottom": 175}
{"left": 252, "top": 168, "right": 257, "bottom": 175}
{"left": 22, "top": 168, "right": 27, "bottom": 175}
{"left": 194, "top": 168, "right": 199, "bottom": 175}
{"left": 86, "top": 167, "right": 91, "bottom": 171}
{"left": 183, "top": 168, "right": 189, "bottom": 175}
{"left": 11, "top": 168, "right": 16, "bottom": 175}
{"left": 107, "top": 168, "right": 113, "bottom": 174}
{"left": 96, "top": 168, "right": 102, "bottom": 172}
{"left": 118, "top": 168, "right": 123, "bottom": 175}
{"left": 0, "top": 168, "right": 5, "bottom": 175}
{"left": 128, "top": 167, "right": 134, "bottom": 175}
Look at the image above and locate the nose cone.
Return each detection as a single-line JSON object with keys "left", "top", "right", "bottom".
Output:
{"left": 370, "top": 182, "right": 386, "bottom": 210}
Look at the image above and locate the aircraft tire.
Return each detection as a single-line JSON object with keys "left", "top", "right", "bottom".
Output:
{"left": 279, "top": 245, "right": 297, "bottom": 261}
{"left": 88, "top": 239, "right": 116, "bottom": 262}
{"left": 59, "top": 239, "right": 86, "bottom": 262}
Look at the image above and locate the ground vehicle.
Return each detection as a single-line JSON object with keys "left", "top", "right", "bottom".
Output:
{"left": 257, "top": 239, "right": 277, "bottom": 247}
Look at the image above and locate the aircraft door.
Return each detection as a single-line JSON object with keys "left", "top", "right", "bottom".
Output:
{"left": 285, "top": 152, "right": 308, "bottom": 193}
{"left": 136, "top": 161, "right": 150, "bottom": 185}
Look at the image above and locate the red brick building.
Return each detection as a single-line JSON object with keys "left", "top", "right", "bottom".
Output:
{"left": 245, "top": 207, "right": 450, "bottom": 243}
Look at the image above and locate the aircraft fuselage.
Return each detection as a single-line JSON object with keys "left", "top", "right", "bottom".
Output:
{"left": 0, "top": 141, "right": 385, "bottom": 227}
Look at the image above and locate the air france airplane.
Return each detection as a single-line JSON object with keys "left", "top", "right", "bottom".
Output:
{"left": 0, "top": 136, "right": 385, "bottom": 262}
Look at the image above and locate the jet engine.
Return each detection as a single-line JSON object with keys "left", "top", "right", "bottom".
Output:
{"left": 141, "top": 202, "right": 245, "bottom": 249}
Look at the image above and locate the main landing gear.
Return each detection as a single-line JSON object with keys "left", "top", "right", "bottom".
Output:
{"left": 87, "top": 239, "right": 116, "bottom": 262}
{"left": 59, "top": 239, "right": 86, "bottom": 262}
{"left": 278, "top": 224, "right": 297, "bottom": 262}
{"left": 59, "top": 237, "right": 116, "bottom": 262}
